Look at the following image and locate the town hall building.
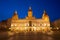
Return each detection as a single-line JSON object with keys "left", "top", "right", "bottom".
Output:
{"left": 10, "top": 7, "right": 51, "bottom": 32}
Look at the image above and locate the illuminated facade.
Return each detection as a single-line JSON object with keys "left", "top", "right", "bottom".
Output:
{"left": 10, "top": 7, "right": 51, "bottom": 32}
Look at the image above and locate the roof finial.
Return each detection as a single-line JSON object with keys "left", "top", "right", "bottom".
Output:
{"left": 29, "top": 6, "right": 31, "bottom": 10}
{"left": 43, "top": 10, "right": 47, "bottom": 15}
{"left": 44, "top": 10, "right": 46, "bottom": 13}
{"left": 14, "top": 10, "right": 17, "bottom": 14}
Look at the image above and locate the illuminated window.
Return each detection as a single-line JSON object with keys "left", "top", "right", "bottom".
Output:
{"left": 47, "top": 24, "right": 50, "bottom": 26}
{"left": 32, "top": 27, "right": 36, "bottom": 31}
{"left": 25, "top": 24, "right": 27, "bottom": 26}
{"left": 27, "top": 24, "right": 29, "bottom": 26}
{"left": 32, "top": 24, "right": 34, "bottom": 26}
{"left": 43, "top": 23, "right": 46, "bottom": 26}
{"left": 25, "top": 23, "right": 29, "bottom": 26}
{"left": 11, "top": 24, "right": 13, "bottom": 26}
{"left": 34, "top": 24, "right": 36, "bottom": 26}
{"left": 15, "top": 24, "right": 17, "bottom": 26}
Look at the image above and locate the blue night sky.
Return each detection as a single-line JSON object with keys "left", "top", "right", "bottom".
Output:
{"left": 0, "top": 0, "right": 60, "bottom": 22}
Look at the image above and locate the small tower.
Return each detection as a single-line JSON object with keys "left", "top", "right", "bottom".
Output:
{"left": 26, "top": 6, "right": 35, "bottom": 19}
{"left": 42, "top": 10, "right": 49, "bottom": 21}
{"left": 12, "top": 10, "right": 19, "bottom": 20}
{"left": 28, "top": 6, "right": 33, "bottom": 17}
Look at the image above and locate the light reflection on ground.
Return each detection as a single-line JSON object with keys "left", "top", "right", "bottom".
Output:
{"left": 0, "top": 31, "right": 60, "bottom": 40}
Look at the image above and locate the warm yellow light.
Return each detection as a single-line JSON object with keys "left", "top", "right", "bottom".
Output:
{"left": 8, "top": 31, "right": 14, "bottom": 36}
{"left": 47, "top": 24, "right": 50, "bottom": 26}
{"left": 25, "top": 24, "right": 27, "bottom": 26}
{"left": 20, "top": 27, "right": 23, "bottom": 31}
{"left": 25, "top": 27, "right": 28, "bottom": 30}
{"left": 11, "top": 24, "right": 13, "bottom": 26}
{"left": 15, "top": 24, "right": 17, "bottom": 26}
{"left": 44, "top": 23, "right": 46, "bottom": 26}
{"left": 37, "top": 27, "right": 40, "bottom": 30}
{"left": 32, "top": 27, "right": 36, "bottom": 31}
{"left": 56, "top": 27, "right": 59, "bottom": 30}
{"left": 9, "top": 28, "right": 11, "bottom": 29}
{"left": 16, "top": 27, "right": 19, "bottom": 30}
{"left": 42, "top": 27, "right": 45, "bottom": 29}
